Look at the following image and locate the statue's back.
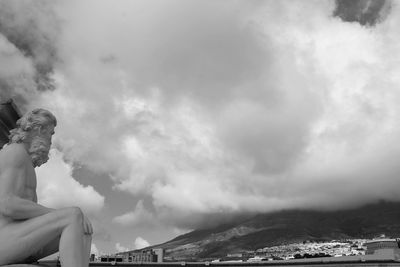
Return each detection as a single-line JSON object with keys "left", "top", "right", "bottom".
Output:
{"left": 0, "top": 99, "right": 21, "bottom": 149}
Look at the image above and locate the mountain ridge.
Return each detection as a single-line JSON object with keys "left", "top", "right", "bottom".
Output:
{"left": 147, "top": 201, "right": 400, "bottom": 260}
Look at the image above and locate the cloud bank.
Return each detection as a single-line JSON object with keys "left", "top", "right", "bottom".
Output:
{"left": 2, "top": 0, "right": 400, "bottom": 233}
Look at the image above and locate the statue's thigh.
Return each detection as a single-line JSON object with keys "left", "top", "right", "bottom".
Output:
{"left": 0, "top": 235, "right": 59, "bottom": 265}
{"left": 0, "top": 212, "right": 64, "bottom": 265}
{"left": 0, "top": 233, "right": 60, "bottom": 265}
{"left": 24, "top": 236, "right": 60, "bottom": 263}
{"left": 0, "top": 237, "right": 38, "bottom": 265}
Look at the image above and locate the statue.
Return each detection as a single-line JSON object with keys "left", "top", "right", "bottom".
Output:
{"left": 0, "top": 109, "right": 93, "bottom": 267}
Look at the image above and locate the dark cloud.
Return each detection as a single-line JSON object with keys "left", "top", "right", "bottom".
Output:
{"left": 333, "top": 0, "right": 391, "bottom": 26}
{"left": 0, "top": 33, "right": 36, "bottom": 110}
{"left": 0, "top": 0, "right": 59, "bottom": 97}
{"left": 0, "top": 80, "right": 30, "bottom": 108}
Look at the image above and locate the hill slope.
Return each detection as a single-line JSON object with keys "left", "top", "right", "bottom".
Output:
{"left": 154, "top": 201, "right": 400, "bottom": 260}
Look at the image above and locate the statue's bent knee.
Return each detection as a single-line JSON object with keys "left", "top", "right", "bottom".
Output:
{"left": 63, "top": 207, "right": 84, "bottom": 223}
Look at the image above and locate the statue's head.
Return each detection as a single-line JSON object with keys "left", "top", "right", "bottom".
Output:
{"left": 9, "top": 108, "right": 57, "bottom": 167}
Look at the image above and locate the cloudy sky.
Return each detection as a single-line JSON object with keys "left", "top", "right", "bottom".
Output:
{"left": 0, "top": 0, "right": 399, "bottom": 255}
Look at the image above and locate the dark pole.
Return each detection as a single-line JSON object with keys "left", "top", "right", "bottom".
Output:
{"left": 0, "top": 99, "right": 22, "bottom": 149}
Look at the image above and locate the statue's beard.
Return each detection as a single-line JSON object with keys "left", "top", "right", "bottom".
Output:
{"left": 28, "top": 136, "right": 50, "bottom": 167}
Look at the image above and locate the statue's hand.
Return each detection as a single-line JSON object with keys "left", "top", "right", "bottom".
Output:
{"left": 83, "top": 215, "right": 93, "bottom": 235}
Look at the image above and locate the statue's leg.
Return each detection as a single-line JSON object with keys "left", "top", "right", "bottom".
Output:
{"left": 24, "top": 231, "right": 91, "bottom": 265}
{"left": 0, "top": 207, "right": 88, "bottom": 267}
{"left": 83, "top": 234, "right": 92, "bottom": 267}
{"left": 23, "top": 236, "right": 60, "bottom": 263}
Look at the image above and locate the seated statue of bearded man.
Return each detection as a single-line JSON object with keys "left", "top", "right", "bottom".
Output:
{"left": 0, "top": 108, "right": 93, "bottom": 267}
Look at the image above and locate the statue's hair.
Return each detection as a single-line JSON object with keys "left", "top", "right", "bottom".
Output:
{"left": 8, "top": 108, "right": 57, "bottom": 144}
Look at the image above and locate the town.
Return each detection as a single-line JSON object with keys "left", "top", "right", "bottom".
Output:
{"left": 93, "top": 236, "right": 400, "bottom": 264}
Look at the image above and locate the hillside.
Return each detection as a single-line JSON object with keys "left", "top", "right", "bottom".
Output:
{"left": 153, "top": 201, "right": 400, "bottom": 260}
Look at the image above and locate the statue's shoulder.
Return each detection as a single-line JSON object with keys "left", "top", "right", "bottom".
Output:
{"left": 0, "top": 143, "right": 29, "bottom": 168}
{"left": 1, "top": 143, "right": 26, "bottom": 156}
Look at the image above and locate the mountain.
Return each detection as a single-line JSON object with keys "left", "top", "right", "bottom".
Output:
{"left": 152, "top": 201, "right": 400, "bottom": 260}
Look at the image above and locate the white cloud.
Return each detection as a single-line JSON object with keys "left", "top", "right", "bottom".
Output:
{"left": 36, "top": 149, "right": 105, "bottom": 214}
{"left": 113, "top": 200, "right": 155, "bottom": 227}
{"left": 134, "top": 237, "right": 150, "bottom": 250}
{"left": 115, "top": 242, "right": 129, "bottom": 253}
{"left": 115, "top": 237, "right": 150, "bottom": 253}
{"left": 91, "top": 243, "right": 99, "bottom": 256}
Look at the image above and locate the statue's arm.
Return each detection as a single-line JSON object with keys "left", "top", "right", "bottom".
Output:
{"left": 0, "top": 193, "right": 53, "bottom": 220}
{"left": 0, "top": 147, "right": 53, "bottom": 220}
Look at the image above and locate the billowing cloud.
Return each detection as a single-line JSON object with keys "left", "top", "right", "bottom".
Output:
{"left": 134, "top": 237, "right": 150, "bottom": 250}
{"left": 113, "top": 200, "right": 155, "bottom": 227}
{"left": 115, "top": 242, "right": 129, "bottom": 253}
{"left": 36, "top": 149, "right": 105, "bottom": 214}
{"left": 100, "top": 0, "right": 400, "bottom": 228}
{"left": 3, "top": 0, "right": 400, "bottom": 248}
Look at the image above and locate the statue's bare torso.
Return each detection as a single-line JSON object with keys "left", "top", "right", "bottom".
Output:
{"left": 0, "top": 144, "right": 37, "bottom": 229}
{"left": 0, "top": 143, "right": 54, "bottom": 265}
